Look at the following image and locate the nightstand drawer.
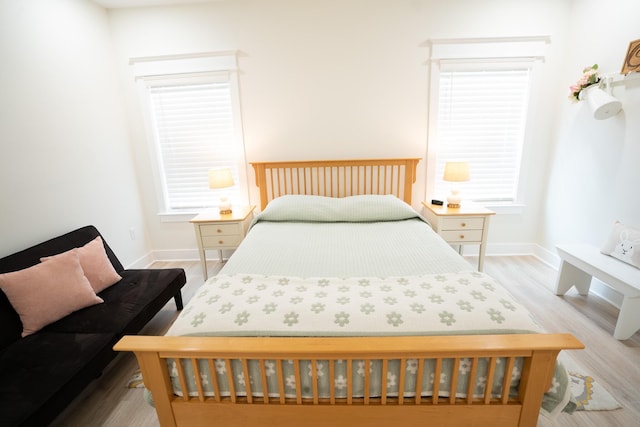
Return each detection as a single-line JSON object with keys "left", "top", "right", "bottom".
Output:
{"left": 440, "top": 229, "right": 483, "bottom": 243}
{"left": 202, "top": 234, "right": 244, "bottom": 248}
{"left": 199, "top": 223, "right": 243, "bottom": 237}
{"left": 441, "top": 217, "right": 485, "bottom": 231}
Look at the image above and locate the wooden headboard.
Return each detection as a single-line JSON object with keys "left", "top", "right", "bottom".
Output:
{"left": 250, "top": 158, "right": 420, "bottom": 210}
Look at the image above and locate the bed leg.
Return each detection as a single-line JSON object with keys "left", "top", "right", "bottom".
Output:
{"left": 174, "top": 291, "right": 184, "bottom": 310}
{"left": 517, "top": 350, "right": 559, "bottom": 427}
{"left": 136, "top": 352, "right": 178, "bottom": 427}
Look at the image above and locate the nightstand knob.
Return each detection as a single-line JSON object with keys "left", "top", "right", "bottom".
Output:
{"left": 217, "top": 229, "right": 223, "bottom": 233}
{"left": 218, "top": 240, "right": 224, "bottom": 244}
{"left": 461, "top": 222, "right": 466, "bottom": 227}
{"left": 460, "top": 234, "right": 465, "bottom": 239}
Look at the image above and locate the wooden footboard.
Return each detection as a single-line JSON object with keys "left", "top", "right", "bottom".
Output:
{"left": 115, "top": 333, "right": 583, "bottom": 427}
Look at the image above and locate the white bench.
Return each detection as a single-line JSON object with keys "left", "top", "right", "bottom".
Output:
{"left": 554, "top": 244, "right": 640, "bottom": 340}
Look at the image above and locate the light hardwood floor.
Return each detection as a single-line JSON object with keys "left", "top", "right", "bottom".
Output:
{"left": 50, "top": 256, "right": 639, "bottom": 427}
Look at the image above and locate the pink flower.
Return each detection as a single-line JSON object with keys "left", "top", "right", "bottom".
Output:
{"left": 568, "top": 64, "right": 600, "bottom": 102}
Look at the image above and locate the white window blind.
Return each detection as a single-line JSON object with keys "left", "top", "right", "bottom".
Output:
{"left": 131, "top": 52, "right": 247, "bottom": 215}
{"left": 426, "top": 37, "right": 548, "bottom": 207}
{"left": 148, "top": 80, "right": 240, "bottom": 210}
{"left": 433, "top": 68, "right": 531, "bottom": 202}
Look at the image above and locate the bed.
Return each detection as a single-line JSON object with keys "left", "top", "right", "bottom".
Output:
{"left": 115, "top": 158, "right": 583, "bottom": 427}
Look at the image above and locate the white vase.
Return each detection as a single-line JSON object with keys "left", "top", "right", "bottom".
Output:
{"left": 579, "top": 84, "right": 622, "bottom": 120}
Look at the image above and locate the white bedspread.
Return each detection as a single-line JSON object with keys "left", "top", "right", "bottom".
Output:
{"left": 168, "top": 272, "right": 542, "bottom": 337}
{"left": 166, "top": 271, "right": 573, "bottom": 416}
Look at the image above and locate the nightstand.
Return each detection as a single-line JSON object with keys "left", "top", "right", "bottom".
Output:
{"left": 421, "top": 202, "right": 495, "bottom": 272}
{"left": 190, "top": 206, "right": 255, "bottom": 280}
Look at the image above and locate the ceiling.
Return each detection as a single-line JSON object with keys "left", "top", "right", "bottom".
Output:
{"left": 91, "top": 0, "right": 218, "bottom": 8}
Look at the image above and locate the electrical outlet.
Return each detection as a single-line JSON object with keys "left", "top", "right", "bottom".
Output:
{"left": 129, "top": 227, "right": 136, "bottom": 241}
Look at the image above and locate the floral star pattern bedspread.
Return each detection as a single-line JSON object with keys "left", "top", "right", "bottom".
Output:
{"left": 165, "top": 271, "right": 574, "bottom": 416}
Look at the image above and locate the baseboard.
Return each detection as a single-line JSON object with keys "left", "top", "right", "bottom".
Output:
{"left": 125, "top": 249, "right": 197, "bottom": 269}
{"left": 144, "top": 248, "right": 235, "bottom": 263}
{"left": 459, "top": 242, "right": 538, "bottom": 257}
{"left": 126, "top": 252, "right": 155, "bottom": 269}
{"left": 151, "top": 248, "right": 201, "bottom": 262}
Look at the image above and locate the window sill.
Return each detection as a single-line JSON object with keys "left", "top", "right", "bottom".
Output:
{"left": 481, "top": 203, "right": 525, "bottom": 215}
{"left": 158, "top": 211, "right": 201, "bottom": 223}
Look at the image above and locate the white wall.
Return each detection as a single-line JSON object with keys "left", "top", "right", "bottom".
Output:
{"left": 539, "top": 0, "right": 640, "bottom": 305}
{"left": 0, "top": 0, "right": 149, "bottom": 265}
{"left": 4, "top": 0, "right": 633, "bottom": 266}
{"left": 542, "top": 0, "right": 640, "bottom": 251}
{"left": 108, "top": 0, "right": 572, "bottom": 256}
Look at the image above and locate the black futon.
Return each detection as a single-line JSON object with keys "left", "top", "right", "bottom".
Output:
{"left": 0, "top": 225, "right": 186, "bottom": 427}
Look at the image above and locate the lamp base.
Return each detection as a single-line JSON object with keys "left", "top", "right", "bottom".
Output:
{"left": 218, "top": 196, "right": 232, "bottom": 215}
{"left": 446, "top": 189, "right": 462, "bottom": 209}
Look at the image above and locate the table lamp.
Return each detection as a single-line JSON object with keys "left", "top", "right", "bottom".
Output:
{"left": 208, "top": 168, "right": 234, "bottom": 214}
{"left": 443, "top": 161, "right": 469, "bottom": 208}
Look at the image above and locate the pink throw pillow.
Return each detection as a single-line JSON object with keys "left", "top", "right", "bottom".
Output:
{"left": 42, "top": 236, "right": 122, "bottom": 293}
{"left": 0, "top": 249, "right": 104, "bottom": 337}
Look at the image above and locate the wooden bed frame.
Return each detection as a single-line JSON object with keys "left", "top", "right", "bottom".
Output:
{"left": 114, "top": 158, "right": 584, "bottom": 427}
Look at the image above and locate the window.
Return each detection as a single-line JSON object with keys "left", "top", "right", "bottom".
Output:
{"left": 131, "top": 52, "right": 247, "bottom": 217}
{"left": 434, "top": 66, "right": 531, "bottom": 202}
{"left": 426, "top": 37, "right": 548, "bottom": 207}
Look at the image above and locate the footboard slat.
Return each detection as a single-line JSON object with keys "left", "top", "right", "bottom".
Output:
{"left": 115, "top": 334, "right": 583, "bottom": 427}
{"left": 206, "top": 359, "right": 221, "bottom": 402}
{"left": 329, "top": 360, "right": 336, "bottom": 404}
{"left": 502, "top": 357, "right": 516, "bottom": 404}
{"left": 224, "top": 359, "right": 236, "bottom": 403}
{"left": 175, "top": 359, "right": 189, "bottom": 402}
{"left": 293, "top": 359, "right": 302, "bottom": 404}
{"left": 346, "top": 359, "right": 353, "bottom": 405}
{"left": 449, "top": 358, "right": 460, "bottom": 404}
{"left": 397, "top": 358, "right": 406, "bottom": 405}
{"left": 190, "top": 358, "right": 205, "bottom": 402}
{"left": 311, "top": 359, "right": 319, "bottom": 404}
{"left": 484, "top": 357, "right": 498, "bottom": 404}
{"left": 432, "top": 358, "right": 443, "bottom": 404}
{"left": 259, "top": 361, "right": 269, "bottom": 404}
{"left": 241, "top": 359, "right": 252, "bottom": 403}
{"left": 465, "top": 358, "right": 476, "bottom": 404}
{"left": 381, "top": 359, "right": 388, "bottom": 404}
{"left": 276, "top": 361, "right": 286, "bottom": 404}
{"left": 415, "top": 358, "right": 425, "bottom": 404}
{"left": 363, "top": 360, "right": 371, "bottom": 405}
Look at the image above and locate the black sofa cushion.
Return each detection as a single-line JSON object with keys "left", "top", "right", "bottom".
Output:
{"left": 43, "top": 268, "right": 186, "bottom": 335}
{"left": 0, "top": 332, "right": 117, "bottom": 427}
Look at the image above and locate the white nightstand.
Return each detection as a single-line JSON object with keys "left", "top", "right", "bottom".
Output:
{"left": 190, "top": 206, "right": 255, "bottom": 280}
{"left": 421, "top": 202, "right": 495, "bottom": 272}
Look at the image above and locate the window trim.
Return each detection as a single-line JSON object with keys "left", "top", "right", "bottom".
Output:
{"left": 425, "top": 36, "right": 549, "bottom": 210}
{"left": 131, "top": 52, "right": 248, "bottom": 218}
